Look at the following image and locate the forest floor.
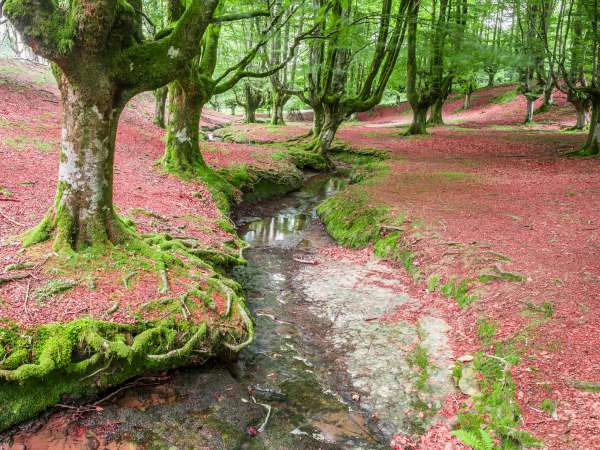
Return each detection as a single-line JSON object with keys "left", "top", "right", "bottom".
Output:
{"left": 1, "top": 57, "right": 599, "bottom": 449}
{"left": 217, "top": 86, "right": 600, "bottom": 448}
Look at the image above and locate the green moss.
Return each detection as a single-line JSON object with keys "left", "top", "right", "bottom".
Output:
{"left": 34, "top": 279, "right": 78, "bottom": 303}
{"left": 477, "top": 318, "right": 497, "bottom": 345}
{"left": 373, "top": 231, "right": 419, "bottom": 279}
{"left": 271, "top": 147, "right": 332, "bottom": 171}
{"left": 478, "top": 267, "right": 527, "bottom": 283}
{"left": 439, "top": 278, "right": 477, "bottom": 308}
{"left": 540, "top": 398, "right": 557, "bottom": 416}
{"left": 317, "top": 190, "right": 388, "bottom": 248}
{"left": 491, "top": 89, "right": 519, "bottom": 105}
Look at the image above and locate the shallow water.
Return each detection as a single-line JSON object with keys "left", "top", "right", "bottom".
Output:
{"left": 4, "top": 174, "right": 453, "bottom": 449}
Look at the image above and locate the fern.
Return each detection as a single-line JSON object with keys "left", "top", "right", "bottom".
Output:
{"left": 452, "top": 429, "right": 495, "bottom": 450}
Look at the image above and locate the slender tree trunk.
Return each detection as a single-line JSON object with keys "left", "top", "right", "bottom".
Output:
{"left": 161, "top": 81, "right": 208, "bottom": 175}
{"left": 24, "top": 73, "right": 128, "bottom": 251}
{"left": 428, "top": 98, "right": 445, "bottom": 125}
{"left": 153, "top": 86, "right": 168, "bottom": 128}
{"left": 408, "top": 106, "right": 429, "bottom": 135}
{"left": 581, "top": 100, "right": 600, "bottom": 155}
{"left": 542, "top": 76, "right": 554, "bottom": 109}
{"left": 524, "top": 97, "right": 535, "bottom": 123}
{"left": 464, "top": 92, "right": 472, "bottom": 110}
{"left": 487, "top": 71, "right": 495, "bottom": 88}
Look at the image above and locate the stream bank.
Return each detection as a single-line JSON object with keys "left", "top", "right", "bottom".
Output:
{"left": 2, "top": 172, "right": 454, "bottom": 449}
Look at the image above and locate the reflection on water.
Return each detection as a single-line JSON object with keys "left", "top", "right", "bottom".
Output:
{"left": 241, "top": 176, "right": 348, "bottom": 246}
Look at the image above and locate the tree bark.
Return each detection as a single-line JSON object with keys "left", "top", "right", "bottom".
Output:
{"left": 310, "top": 107, "right": 342, "bottom": 157}
{"left": 24, "top": 72, "right": 128, "bottom": 250}
{"left": 428, "top": 98, "right": 445, "bottom": 126}
{"left": 408, "top": 106, "right": 428, "bottom": 135}
{"left": 271, "top": 89, "right": 287, "bottom": 125}
{"left": 487, "top": 71, "right": 495, "bottom": 88}
{"left": 464, "top": 92, "right": 472, "bottom": 110}
{"left": 524, "top": 97, "right": 535, "bottom": 123}
{"left": 153, "top": 86, "right": 168, "bottom": 129}
{"left": 312, "top": 104, "right": 324, "bottom": 137}
{"left": 161, "top": 81, "right": 208, "bottom": 175}
{"left": 574, "top": 103, "right": 590, "bottom": 130}
{"left": 581, "top": 100, "right": 600, "bottom": 155}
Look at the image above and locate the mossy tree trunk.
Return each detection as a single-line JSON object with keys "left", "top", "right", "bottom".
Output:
{"left": 408, "top": 106, "right": 429, "bottom": 135}
{"left": 310, "top": 107, "right": 343, "bottom": 157}
{"left": 161, "top": 81, "right": 209, "bottom": 176}
{"left": 5, "top": 0, "right": 220, "bottom": 252}
{"left": 271, "top": 88, "right": 288, "bottom": 125}
{"left": 580, "top": 100, "right": 600, "bottom": 155}
{"left": 24, "top": 71, "right": 130, "bottom": 250}
{"left": 428, "top": 98, "right": 445, "bottom": 126}
{"left": 312, "top": 103, "right": 324, "bottom": 137}
{"left": 574, "top": 102, "right": 590, "bottom": 130}
{"left": 153, "top": 86, "right": 168, "bottom": 129}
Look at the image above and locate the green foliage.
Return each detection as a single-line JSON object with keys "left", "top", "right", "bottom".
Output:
{"left": 540, "top": 399, "right": 557, "bottom": 416}
{"left": 452, "top": 428, "right": 495, "bottom": 450}
{"left": 440, "top": 278, "right": 477, "bottom": 308}
{"left": 491, "top": 89, "right": 519, "bottom": 105}
{"left": 33, "top": 279, "right": 78, "bottom": 303}
{"left": 477, "top": 318, "right": 497, "bottom": 345}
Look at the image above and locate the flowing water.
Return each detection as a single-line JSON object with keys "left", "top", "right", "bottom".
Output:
{"left": 3, "top": 174, "right": 454, "bottom": 450}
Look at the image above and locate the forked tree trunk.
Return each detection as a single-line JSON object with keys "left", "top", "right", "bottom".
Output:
{"left": 524, "top": 97, "right": 535, "bottom": 123}
{"left": 153, "top": 86, "right": 168, "bottom": 129}
{"left": 428, "top": 98, "right": 445, "bottom": 125}
{"left": 311, "top": 107, "right": 342, "bottom": 157}
{"left": 24, "top": 73, "right": 129, "bottom": 250}
{"left": 407, "top": 106, "right": 429, "bottom": 135}
{"left": 161, "top": 82, "right": 208, "bottom": 175}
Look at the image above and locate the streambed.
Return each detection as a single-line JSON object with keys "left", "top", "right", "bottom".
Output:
{"left": 3, "top": 174, "right": 453, "bottom": 450}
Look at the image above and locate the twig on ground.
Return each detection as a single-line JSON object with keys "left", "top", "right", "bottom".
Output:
{"left": 23, "top": 278, "right": 31, "bottom": 316}
{"left": 293, "top": 257, "right": 319, "bottom": 265}
{"left": 0, "top": 210, "right": 26, "bottom": 227}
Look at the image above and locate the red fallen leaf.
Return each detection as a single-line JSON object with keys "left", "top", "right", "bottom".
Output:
{"left": 246, "top": 426, "right": 258, "bottom": 437}
{"left": 95, "top": 406, "right": 104, "bottom": 412}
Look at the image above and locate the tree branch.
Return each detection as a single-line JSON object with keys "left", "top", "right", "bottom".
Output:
{"left": 212, "top": 10, "right": 270, "bottom": 23}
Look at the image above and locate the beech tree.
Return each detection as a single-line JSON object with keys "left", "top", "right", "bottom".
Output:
{"left": 546, "top": 0, "right": 600, "bottom": 153}
{"left": 298, "top": 0, "right": 413, "bottom": 156}
{"left": 4, "top": 0, "right": 222, "bottom": 251}
{"left": 160, "top": 3, "right": 305, "bottom": 180}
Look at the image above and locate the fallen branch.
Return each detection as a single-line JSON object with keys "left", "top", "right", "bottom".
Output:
{"left": 0, "top": 273, "right": 30, "bottom": 286}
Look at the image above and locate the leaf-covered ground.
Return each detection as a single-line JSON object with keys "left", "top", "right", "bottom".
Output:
{"left": 1, "top": 58, "right": 599, "bottom": 448}
{"left": 217, "top": 86, "right": 600, "bottom": 448}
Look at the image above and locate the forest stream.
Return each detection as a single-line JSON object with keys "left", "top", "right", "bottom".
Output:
{"left": 5, "top": 174, "right": 454, "bottom": 450}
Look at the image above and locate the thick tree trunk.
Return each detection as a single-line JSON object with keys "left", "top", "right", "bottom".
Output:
{"left": 428, "top": 98, "right": 445, "bottom": 126}
{"left": 524, "top": 97, "right": 535, "bottom": 124}
{"left": 407, "top": 106, "right": 429, "bottom": 135}
{"left": 24, "top": 74, "right": 128, "bottom": 251}
{"left": 161, "top": 81, "right": 208, "bottom": 175}
{"left": 245, "top": 105, "right": 257, "bottom": 123}
{"left": 574, "top": 103, "right": 590, "bottom": 130}
{"left": 153, "top": 86, "right": 168, "bottom": 129}
{"left": 580, "top": 101, "right": 600, "bottom": 155}
{"left": 271, "top": 90, "right": 287, "bottom": 125}
{"left": 311, "top": 108, "right": 342, "bottom": 157}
